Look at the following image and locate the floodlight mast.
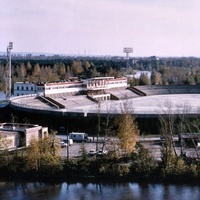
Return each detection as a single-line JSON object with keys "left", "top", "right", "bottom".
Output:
{"left": 123, "top": 47, "right": 133, "bottom": 59}
{"left": 123, "top": 47, "right": 133, "bottom": 72}
{"left": 6, "top": 42, "right": 13, "bottom": 100}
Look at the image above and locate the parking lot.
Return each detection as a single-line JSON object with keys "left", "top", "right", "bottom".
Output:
{"left": 60, "top": 141, "right": 105, "bottom": 158}
{"left": 60, "top": 137, "right": 200, "bottom": 160}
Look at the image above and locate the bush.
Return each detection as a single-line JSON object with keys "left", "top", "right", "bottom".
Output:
{"left": 131, "top": 143, "right": 158, "bottom": 177}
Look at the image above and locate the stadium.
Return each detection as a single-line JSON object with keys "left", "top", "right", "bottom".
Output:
{"left": 10, "top": 81, "right": 200, "bottom": 118}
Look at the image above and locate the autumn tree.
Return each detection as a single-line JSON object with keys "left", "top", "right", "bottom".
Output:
{"left": 32, "top": 63, "right": 41, "bottom": 77}
{"left": 66, "top": 65, "right": 73, "bottom": 78}
{"left": 17, "top": 63, "right": 27, "bottom": 81}
{"left": 0, "top": 65, "right": 6, "bottom": 92}
{"left": 39, "top": 66, "right": 48, "bottom": 82}
{"left": 0, "top": 131, "right": 13, "bottom": 170}
{"left": 26, "top": 137, "right": 40, "bottom": 171}
{"left": 26, "top": 134, "right": 62, "bottom": 174}
{"left": 117, "top": 100, "right": 139, "bottom": 156}
{"left": 26, "top": 62, "right": 32, "bottom": 76}
{"left": 129, "top": 78, "right": 139, "bottom": 86}
{"left": 0, "top": 132, "right": 12, "bottom": 150}
{"left": 83, "top": 61, "right": 91, "bottom": 70}
{"left": 151, "top": 70, "right": 162, "bottom": 85}
{"left": 71, "top": 60, "right": 84, "bottom": 76}
{"left": 54, "top": 63, "right": 66, "bottom": 80}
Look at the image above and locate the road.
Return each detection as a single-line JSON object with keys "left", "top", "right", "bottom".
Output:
{"left": 59, "top": 136, "right": 200, "bottom": 160}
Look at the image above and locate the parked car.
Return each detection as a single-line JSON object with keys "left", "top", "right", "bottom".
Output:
{"left": 88, "top": 149, "right": 97, "bottom": 156}
{"left": 60, "top": 141, "right": 67, "bottom": 148}
{"left": 97, "top": 150, "right": 108, "bottom": 156}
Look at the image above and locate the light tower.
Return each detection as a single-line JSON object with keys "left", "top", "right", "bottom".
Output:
{"left": 123, "top": 47, "right": 133, "bottom": 72}
{"left": 123, "top": 47, "right": 133, "bottom": 59}
{"left": 6, "top": 42, "right": 13, "bottom": 100}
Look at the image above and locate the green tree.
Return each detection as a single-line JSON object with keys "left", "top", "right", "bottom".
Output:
{"left": 132, "top": 143, "right": 158, "bottom": 177}
{"left": 139, "top": 73, "right": 150, "bottom": 85}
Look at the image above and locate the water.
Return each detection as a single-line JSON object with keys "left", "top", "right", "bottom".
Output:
{"left": 0, "top": 91, "right": 6, "bottom": 100}
{"left": 0, "top": 181, "right": 200, "bottom": 200}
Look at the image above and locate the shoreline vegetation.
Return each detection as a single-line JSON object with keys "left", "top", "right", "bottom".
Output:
{"left": 0, "top": 142, "right": 200, "bottom": 184}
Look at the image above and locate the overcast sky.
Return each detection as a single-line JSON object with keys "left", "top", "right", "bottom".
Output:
{"left": 1, "top": 0, "right": 200, "bottom": 57}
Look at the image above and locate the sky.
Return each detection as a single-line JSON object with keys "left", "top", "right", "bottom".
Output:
{"left": 1, "top": 0, "right": 200, "bottom": 57}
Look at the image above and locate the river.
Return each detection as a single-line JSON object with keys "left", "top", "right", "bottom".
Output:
{"left": 0, "top": 181, "right": 199, "bottom": 200}
{"left": 0, "top": 91, "right": 6, "bottom": 100}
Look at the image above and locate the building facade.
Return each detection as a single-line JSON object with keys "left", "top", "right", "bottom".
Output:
{"left": 0, "top": 123, "right": 48, "bottom": 149}
{"left": 13, "top": 77, "right": 128, "bottom": 100}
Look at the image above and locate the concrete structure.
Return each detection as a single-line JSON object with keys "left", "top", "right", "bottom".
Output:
{"left": 8, "top": 85, "right": 200, "bottom": 118}
{"left": 0, "top": 123, "right": 48, "bottom": 148}
{"left": 0, "top": 131, "right": 19, "bottom": 150}
{"left": 6, "top": 42, "right": 13, "bottom": 100}
{"left": 13, "top": 77, "right": 128, "bottom": 101}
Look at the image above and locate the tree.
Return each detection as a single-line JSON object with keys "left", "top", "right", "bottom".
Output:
{"left": 26, "top": 137, "right": 40, "bottom": 171}
{"left": 26, "top": 134, "right": 62, "bottom": 173}
{"left": 159, "top": 100, "right": 178, "bottom": 167}
{"left": 32, "top": 63, "right": 41, "bottom": 77}
{"left": 0, "top": 65, "right": 6, "bottom": 92}
{"left": 176, "top": 102, "right": 192, "bottom": 156}
{"left": 106, "top": 67, "right": 118, "bottom": 77}
{"left": 151, "top": 70, "right": 162, "bottom": 85}
{"left": 83, "top": 61, "right": 91, "bottom": 70}
{"left": 117, "top": 100, "right": 139, "bottom": 156}
{"left": 17, "top": 63, "right": 27, "bottom": 81}
{"left": 71, "top": 60, "right": 84, "bottom": 76}
{"left": 0, "top": 131, "right": 12, "bottom": 150}
{"left": 56, "top": 63, "right": 66, "bottom": 80}
{"left": 26, "top": 62, "right": 32, "bottom": 75}
{"left": 139, "top": 73, "right": 150, "bottom": 85}
{"left": 132, "top": 143, "right": 158, "bottom": 177}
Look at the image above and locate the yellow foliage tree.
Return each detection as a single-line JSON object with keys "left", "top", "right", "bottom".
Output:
{"left": 117, "top": 100, "right": 139, "bottom": 156}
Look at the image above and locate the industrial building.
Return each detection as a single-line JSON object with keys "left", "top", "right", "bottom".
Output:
{"left": 0, "top": 123, "right": 48, "bottom": 149}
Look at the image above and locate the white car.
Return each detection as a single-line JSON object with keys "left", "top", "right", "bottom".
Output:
{"left": 60, "top": 141, "right": 67, "bottom": 148}
{"left": 88, "top": 149, "right": 97, "bottom": 156}
{"left": 97, "top": 150, "right": 108, "bottom": 156}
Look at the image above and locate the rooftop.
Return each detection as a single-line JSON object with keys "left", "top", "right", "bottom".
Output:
{"left": 10, "top": 85, "right": 200, "bottom": 117}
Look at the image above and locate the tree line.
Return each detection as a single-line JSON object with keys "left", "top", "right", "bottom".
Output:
{"left": 1, "top": 56, "right": 200, "bottom": 92}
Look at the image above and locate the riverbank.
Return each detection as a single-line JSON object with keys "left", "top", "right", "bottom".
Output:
{"left": 0, "top": 150, "right": 200, "bottom": 184}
